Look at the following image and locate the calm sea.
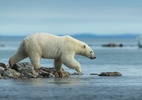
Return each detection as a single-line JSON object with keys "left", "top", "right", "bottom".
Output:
{"left": 0, "top": 37, "right": 142, "bottom": 100}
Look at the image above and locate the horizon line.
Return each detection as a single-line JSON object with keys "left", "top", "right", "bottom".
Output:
{"left": 0, "top": 33, "right": 140, "bottom": 38}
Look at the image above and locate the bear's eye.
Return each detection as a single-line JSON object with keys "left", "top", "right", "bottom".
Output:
{"left": 83, "top": 45, "right": 86, "bottom": 48}
{"left": 90, "top": 51, "right": 92, "bottom": 53}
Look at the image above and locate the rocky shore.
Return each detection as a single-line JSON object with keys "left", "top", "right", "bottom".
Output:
{"left": 0, "top": 62, "right": 122, "bottom": 79}
{"left": 0, "top": 62, "right": 70, "bottom": 79}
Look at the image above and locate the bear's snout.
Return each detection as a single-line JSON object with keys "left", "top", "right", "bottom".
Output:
{"left": 90, "top": 56, "right": 96, "bottom": 59}
{"left": 89, "top": 50, "right": 96, "bottom": 60}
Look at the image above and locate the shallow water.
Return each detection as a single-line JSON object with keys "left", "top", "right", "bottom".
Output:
{"left": 0, "top": 75, "right": 142, "bottom": 100}
{"left": 0, "top": 37, "right": 142, "bottom": 100}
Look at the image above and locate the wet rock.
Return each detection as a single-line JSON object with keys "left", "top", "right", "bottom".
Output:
{"left": 0, "top": 62, "right": 70, "bottom": 79}
{"left": 90, "top": 73, "right": 99, "bottom": 75}
{"left": 12, "top": 62, "right": 34, "bottom": 73}
{"left": 0, "top": 67, "right": 5, "bottom": 74}
{"left": 12, "top": 62, "right": 35, "bottom": 78}
{"left": 102, "top": 43, "right": 123, "bottom": 47}
{"left": 39, "top": 67, "right": 68, "bottom": 78}
{"left": 0, "top": 74, "right": 3, "bottom": 78}
{"left": 71, "top": 72, "right": 83, "bottom": 75}
{"left": 98, "top": 72, "right": 122, "bottom": 76}
{"left": 0, "top": 62, "right": 7, "bottom": 69}
{"left": 38, "top": 69, "right": 54, "bottom": 78}
{"left": 0, "top": 44, "right": 5, "bottom": 47}
{"left": 3, "top": 68, "right": 21, "bottom": 78}
{"left": 26, "top": 73, "right": 36, "bottom": 78}
{"left": 11, "top": 62, "right": 70, "bottom": 78}
{"left": 8, "top": 69, "right": 21, "bottom": 78}
{"left": 57, "top": 71, "right": 70, "bottom": 78}
{"left": 3, "top": 70, "right": 14, "bottom": 78}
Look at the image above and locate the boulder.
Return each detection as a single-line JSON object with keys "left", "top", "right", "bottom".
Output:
{"left": 98, "top": 72, "right": 122, "bottom": 76}
{"left": 54, "top": 71, "right": 70, "bottom": 78}
{"left": 0, "top": 67, "right": 5, "bottom": 74}
{"left": 102, "top": 43, "right": 123, "bottom": 47}
{"left": 0, "top": 62, "right": 71, "bottom": 79}
{"left": 0, "top": 62, "right": 7, "bottom": 69}
{"left": 3, "top": 70, "right": 13, "bottom": 78}
{"left": 71, "top": 72, "right": 83, "bottom": 75}
{"left": 0, "top": 74, "right": 3, "bottom": 78}
{"left": 90, "top": 73, "right": 99, "bottom": 75}
{"left": 12, "top": 62, "right": 36, "bottom": 78}
{"left": 0, "top": 44, "right": 5, "bottom": 47}
{"left": 3, "top": 68, "right": 21, "bottom": 78}
{"left": 11, "top": 62, "right": 70, "bottom": 78}
{"left": 39, "top": 67, "right": 69, "bottom": 78}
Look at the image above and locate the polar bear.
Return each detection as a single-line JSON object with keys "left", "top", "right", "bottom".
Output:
{"left": 9, "top": 33, "right": 96, "bottom": 74}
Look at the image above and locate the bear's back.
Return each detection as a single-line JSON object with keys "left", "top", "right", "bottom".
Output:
{"left": 25, "top": 33, "right": 58, "bottom": 40}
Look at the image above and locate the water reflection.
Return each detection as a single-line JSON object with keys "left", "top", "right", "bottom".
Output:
{"left": 17, "top": 76, "right": 82, "bottom": 87}
{"left": 52, "top": 77, "right": 82, "bottom": 86}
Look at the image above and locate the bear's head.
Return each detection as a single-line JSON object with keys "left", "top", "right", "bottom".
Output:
{"left": 80, "top": 44, "right": 96, "bottom": 59}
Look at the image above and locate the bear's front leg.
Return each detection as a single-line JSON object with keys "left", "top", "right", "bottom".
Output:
{"left": 62, "top": 57, "right": 82, "bottom": 75}
{"left": 73, "top": 61, "right": 82, "bottom": 75}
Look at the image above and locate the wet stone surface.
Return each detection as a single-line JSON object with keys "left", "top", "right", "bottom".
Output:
{"left": 98, "top": 72, "right": 122, "bottom": 76}
{"left": 0, "top": 62, "right": 70, "bottom": 79}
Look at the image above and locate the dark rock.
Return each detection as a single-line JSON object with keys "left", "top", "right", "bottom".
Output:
{"left": 0, "top": 62, "right": 7, "bottom": 69}
{"left": 52, "top": 71, "right": 70, "bottom": 78}
{"left": 102, "top": 43, "right": 123, "bottom": 47}
{"left": 12, "top": 62, "right": 36, "bottom": 78}
{"left": 12, "top": 62, "right": 34, "bottom": 72}
{"left": 90, "top": 73, "right": 99, "bottom": 75}
{"left": 39, "top": 68, "right": 69, "bottom": 78}
{"left": 38, "top": 69, "right": 54, "bottom": 78}
{"left": 11, "top": 62, "right": 70, "bottom": 78}
{"left": 39, "top": 67, "right": 68, "bottom": 78}
{"left": 119, "top": 44, "right": 123, "bottom": 47}
{"left": 98, "top": 72, "right": 122, "bottom": 76}
{"left": 0, "top": 62, "right": 70, "bottom": 79}
{"left": 71, "top": 72, "right": 83, "bottom": 75}
{"left": 0, "top": 67, "right": 5, "bottom": 74}
{"left": 3, "top": 68, "right": 21, "bottom": 78}
{"left": 3, "top": 70, "right": 13, "bottom": 78}
{"left": 0, "top": 74, "right": 3, "bottom": 78}
{"left": 58, "top": 71, "right": 70, "bottom": 78}
{"left": 0, "top": 44, "right": 5, "bottom": 47}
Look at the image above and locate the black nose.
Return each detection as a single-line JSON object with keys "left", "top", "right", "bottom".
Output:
{"left": 91, "top": 56, "right": 96, "bottom": 59}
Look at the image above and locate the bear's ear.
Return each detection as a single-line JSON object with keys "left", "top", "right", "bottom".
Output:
{"left": 83, "top": 45, "right": 86, "bottom": 49}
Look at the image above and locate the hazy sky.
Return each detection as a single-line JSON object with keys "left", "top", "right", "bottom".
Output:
{"left": 0, "top": 0, "right": 142, "bottom": 36}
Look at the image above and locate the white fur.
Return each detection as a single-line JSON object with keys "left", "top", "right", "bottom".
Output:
{"left": 9, "top": 33, "right": 96, "bottom": 74}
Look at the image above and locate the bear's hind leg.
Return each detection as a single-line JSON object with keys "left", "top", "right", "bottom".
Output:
{"left": 9, "top": 52, "right": 27, "bottom": 67}
{"left": 54, "top": 57, "right": 62, "bottom": 72}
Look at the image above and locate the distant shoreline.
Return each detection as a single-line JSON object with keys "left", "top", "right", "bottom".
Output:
{"left": 0, "top": 33, "right": 140, "bottom": 38}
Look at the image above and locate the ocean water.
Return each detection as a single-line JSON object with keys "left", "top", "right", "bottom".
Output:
{"left": 0, "top": 37, "right": 142, "bottom": 100}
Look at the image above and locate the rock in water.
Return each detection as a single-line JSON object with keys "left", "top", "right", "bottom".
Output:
{"left": 0, "top": 62, "right": 7, "bottom": 69}
{"left": 90, "top": 73, "right": 99, "bottom": 75}
{"left": 3, "top": 70, "right": 13, "bottom": 78}
{"left": 0, "top": 67, "right": 5, "bottom": 74}
{"left": 12, "top": 62, "right": 35, "bottom": 78}
{"left": 3, "top": 69, "right": 21, "bottom": 78}
{"left": 98, "top": 72, "right": 122, "bottom": 76}
{"left": 11, "top": 62, "right": 70, "bottom": 78}
{"left": 0, "top": 62, "right": 70, "bottom": 79}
